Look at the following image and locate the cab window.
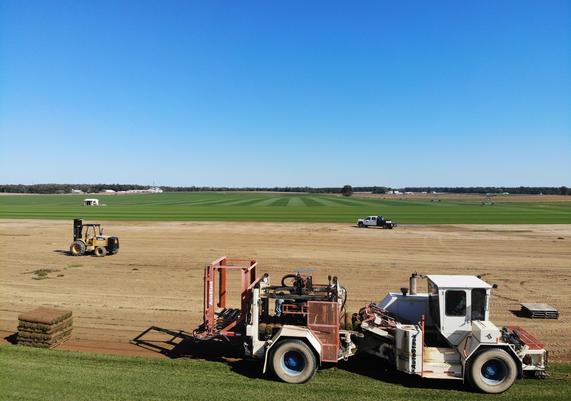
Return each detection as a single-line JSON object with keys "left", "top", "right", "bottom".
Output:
{"left": 471, "top": 288, "right": 487, "bottom": 321}
{"left": 445, "top": 290, "right": 466, "bottom": 316}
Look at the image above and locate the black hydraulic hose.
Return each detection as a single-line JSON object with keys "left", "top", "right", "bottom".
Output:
{"left": 281, "top": 274, "right": 297, "bottom": 287}
{"left": 271, "top": 287, "right": 294, "bottom": 293}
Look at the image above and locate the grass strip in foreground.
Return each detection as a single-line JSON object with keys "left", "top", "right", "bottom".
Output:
{"left": 1, "top": 345, "right": 570, "bottom": 401}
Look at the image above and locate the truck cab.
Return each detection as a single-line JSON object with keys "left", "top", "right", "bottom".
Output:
{"left": 357, "top": 215, "right": 395, "bottom": 229}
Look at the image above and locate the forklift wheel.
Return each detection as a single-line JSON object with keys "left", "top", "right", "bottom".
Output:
{"left": 94, "top": 247, "right": 107, "bottom": 257}
{"left": 270, "top": 340, "right": 317, "bottom": 384}
{"left": 69, "top": 241, "right": 86, "bottom": 256}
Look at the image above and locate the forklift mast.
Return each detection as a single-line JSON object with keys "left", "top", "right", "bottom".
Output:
{"left": 73, "top": 219, "right": 83, "bottom": 241}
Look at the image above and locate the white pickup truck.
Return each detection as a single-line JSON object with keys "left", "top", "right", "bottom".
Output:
{"left": 357, "top": 215, "right": 396, "bottom": 229}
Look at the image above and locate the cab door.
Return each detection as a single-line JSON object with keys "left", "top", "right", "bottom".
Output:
{"left": 439, "top": 289, "right": 471, "bottom": 345}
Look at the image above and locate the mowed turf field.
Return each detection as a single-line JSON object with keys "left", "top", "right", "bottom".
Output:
{"left": 1, "top": 345, "right": 569, "bottom": 401}
{"left": 0, "top": 192, "right": 570, "bottom": 223}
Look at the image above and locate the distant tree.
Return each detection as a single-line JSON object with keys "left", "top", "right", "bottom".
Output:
{"left": 341, "top": 185, "right": 353, "bottom": 197}
{"left": 372, "top": 187, "right": 389, "bottom": 194}
{"left": 561, "top": 186, "right": 569, "bottom": 196}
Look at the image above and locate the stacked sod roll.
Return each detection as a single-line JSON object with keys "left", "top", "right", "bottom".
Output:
{"left": 17, "top": 307, "right": 72, "bottom": 348}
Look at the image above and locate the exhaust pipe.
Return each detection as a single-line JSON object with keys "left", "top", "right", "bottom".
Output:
{"left": 409, "top": 273, "right": 418, "bottom": 296}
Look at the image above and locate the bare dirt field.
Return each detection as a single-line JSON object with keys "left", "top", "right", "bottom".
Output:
{"left": 1, "top": 220, "right": 570, "bottom": 360}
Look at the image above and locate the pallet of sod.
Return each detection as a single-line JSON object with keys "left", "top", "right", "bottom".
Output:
{"left": 17, "top": 307, "right": 73, "bottom": 348}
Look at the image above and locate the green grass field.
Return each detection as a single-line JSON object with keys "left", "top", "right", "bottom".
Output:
{"left": 0, "top": 192, "right": 570, "bottom": 223}
{"left": 1, "top": 345, "right": 569, "bottom": 401}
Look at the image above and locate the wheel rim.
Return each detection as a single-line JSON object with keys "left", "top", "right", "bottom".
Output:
{"left": 481, "top": 359, "right": 507, "bottom": 385}
{"left": 72, "top": 244, "right": 81, "bottom": 254}
{"left": 281, "top": 351, "right": 305, "bottom": 376}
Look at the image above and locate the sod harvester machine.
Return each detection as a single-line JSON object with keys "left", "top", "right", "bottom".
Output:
{"left": 192, "top": 257, "right": 547, "bottom": 393}
{"left": 69, "top": 218, "right": 119, "bottom": 257}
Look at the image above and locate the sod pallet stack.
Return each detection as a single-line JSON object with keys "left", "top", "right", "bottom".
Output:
{"left": 17, "top": 307, "right": 73, "bottom": 348}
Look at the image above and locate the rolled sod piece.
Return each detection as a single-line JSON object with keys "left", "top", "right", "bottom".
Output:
{"left": 18, "top": 317, "right": 73, "bottom": 334}
{"left": 17, "top": 327, "right": 73, "bottom": 342}
{"left": 18, "top": 307, "right": 72, "bottom": 325}
{"left": 17, "top": 307, "right": 73, "bottom": 348}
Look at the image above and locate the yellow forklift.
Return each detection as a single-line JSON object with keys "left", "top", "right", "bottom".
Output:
{"left": 69, "top": 219, "right": 119, "bottom": 257}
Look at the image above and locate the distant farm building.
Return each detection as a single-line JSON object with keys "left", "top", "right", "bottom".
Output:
{"left": 83, "top": 198, "right": 99, "bottom": 206}
{"left": 121, "top": 187, "right": 163, "bottom": 194}
{"left": 71, "top": 189, "right": 84, "bottom": 194}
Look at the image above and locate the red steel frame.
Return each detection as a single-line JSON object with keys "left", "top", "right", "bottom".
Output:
{"left": 200, "top": 257, "right": 258, "bottom": 338}
{"left": 507, "top": 326, "right": 545, "bottom": 350}
{"left": 307, "top": 301, "right": 340, "bottom": 362}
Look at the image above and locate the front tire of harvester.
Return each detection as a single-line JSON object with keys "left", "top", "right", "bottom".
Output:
{"left": 270, "top": 340, "right": 317, "bottom": 384}
{"left": 468, "top": 349, "right": 518, "bottom": 394}
{"left": 94, "top": 246, "right": 107, "bottom": 257}
{"left": 69, "top": 241, "right": 86, "bottom": 256}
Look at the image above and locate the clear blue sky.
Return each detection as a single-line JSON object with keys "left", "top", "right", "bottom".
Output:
{"left": 0, "top": 0, "right": 569, "bottom": 187}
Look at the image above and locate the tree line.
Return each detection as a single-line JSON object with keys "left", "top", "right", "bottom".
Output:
{"left": 0, "top": 184, "right": 568, "bottom": 195}
{"left": 0, "top": 184, "right": 150, "bottom": 194}
{"left": 401, "top": 186, "right": 569, "bottom": 195}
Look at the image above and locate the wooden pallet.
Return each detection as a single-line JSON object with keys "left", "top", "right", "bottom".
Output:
{"left": 520, "top": 303, "right": 559, "bottom": 319}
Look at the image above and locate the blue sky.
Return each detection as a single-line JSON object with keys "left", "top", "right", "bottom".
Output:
{"left": 0, "top": 0, "right": 569, "bottom": 187}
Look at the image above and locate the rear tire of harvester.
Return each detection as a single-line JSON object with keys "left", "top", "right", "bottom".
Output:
{"left": 69, "top": 241, "right": 86, "bottom": 256}
{"left": 468, "top": 348, "right": 517, "bottom": 394}
{"left": 270, "top": 340, "right": 317, "bottom": 384}
{"left": 94, "top": 246, "right": 107, "bottom": 257}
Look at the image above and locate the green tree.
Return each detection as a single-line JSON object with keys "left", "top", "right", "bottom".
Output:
{"left": 561, "top": 186, "right": 569, "bottom": 196}
{"left": 341, "top": 185, "right": 353, "bottom": 197}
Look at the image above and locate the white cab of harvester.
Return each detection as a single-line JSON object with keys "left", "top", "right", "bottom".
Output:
{"left": 426, "top": 275, "right": 491, "bottom": 345}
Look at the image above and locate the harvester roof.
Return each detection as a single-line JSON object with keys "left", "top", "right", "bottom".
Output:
{"left": 427, "top": 275, "right": 492, "bottom": 289}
